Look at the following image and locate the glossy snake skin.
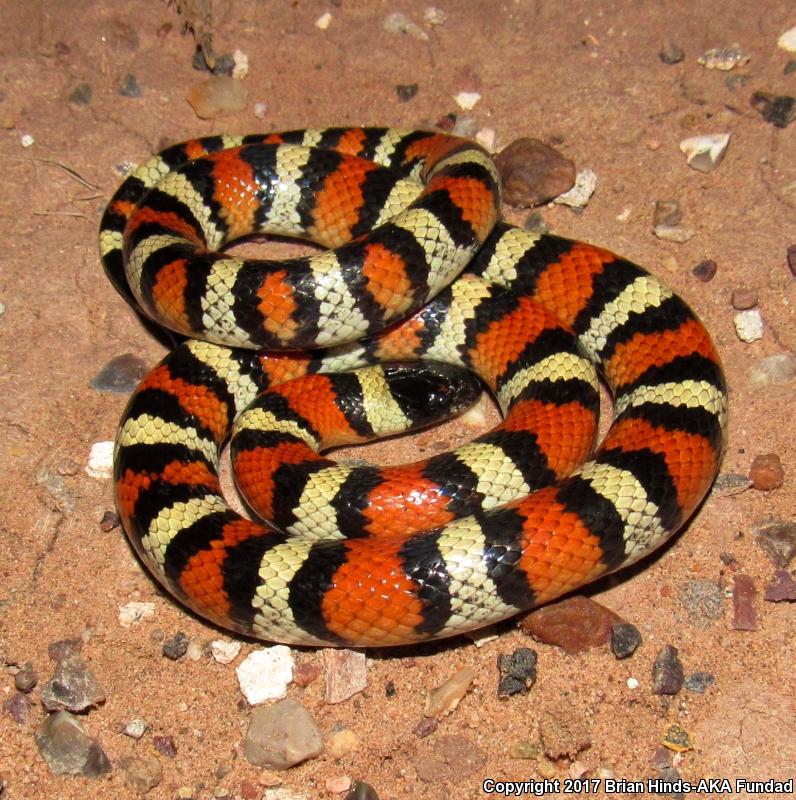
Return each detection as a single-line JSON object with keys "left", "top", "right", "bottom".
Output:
{"left": 100, "top": 128, "right": 727, "bottom": 646}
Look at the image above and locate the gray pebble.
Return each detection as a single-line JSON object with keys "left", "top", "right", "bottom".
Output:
{"left": 653, "top": 199, "right": 682, "bottom": 228}
{"left": 162, "top": 632, "right": 189, "bottom": 661}
{"left": 4, "top": 691, "right": 34, "bottom": 724}
{"left": 68, "top": 83, "right": 92, "bottom": 105}
{"left": 497, "top": 647, "right": 537, "bottom": 697}
{"left": 119, "top": 73, "right": 142, "bottom": 98}
{"left": 34, "top": 711, "right": 111, "bottom": 777}
{"left": 40, "top": 653, "right": 106, "bottom": 713}
{"left": 679, "top": 579, "right": 724, "bottom": 627}
{"left": 14, "top": 661, "right": 38, "bottom": 693}
{"left": 345, "top": 782, "right": 380, "bottom": 800}
{"left": 659, "top": 42, "right": 685, "bottom": 64}
{"left": 243, "top": 698, "right": 324, "bottom": 769}
{"left": 651, "top": 645, "right": 684, "bottom": 695}
{"left": 395, "top": 83, "right": 418, "bottom": 102}
{"left": 684, "top": 671, "right": 715, "bottom": 693}
{"left": 90, "top": 353, "right": 148, "bottom": 394}
{"left": 610, "top": 622, "right": 642, "bottom": 659}
{"left": 754, "top": 520, "right": 796, "bottom": 567}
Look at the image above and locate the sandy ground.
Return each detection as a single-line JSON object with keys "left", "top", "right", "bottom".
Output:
{"left": 1, "top": 1, "right": 795, "bottom": 799}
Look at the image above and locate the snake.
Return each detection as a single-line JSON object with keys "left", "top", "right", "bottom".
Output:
{"left": 100, "top": 127, "right": 727, "bottom": 647}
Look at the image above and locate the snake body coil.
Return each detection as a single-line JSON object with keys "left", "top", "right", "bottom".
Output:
{"left": 100, "top": 128, "right": 727, "bottom": 646}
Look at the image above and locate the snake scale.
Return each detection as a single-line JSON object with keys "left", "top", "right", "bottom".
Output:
{"left": 99, "top": 128, "right": 727, "bottom": 647}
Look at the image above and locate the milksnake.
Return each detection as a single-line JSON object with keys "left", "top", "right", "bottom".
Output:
{"left": 100, "top": 127, "right": 727, "bottom": 647}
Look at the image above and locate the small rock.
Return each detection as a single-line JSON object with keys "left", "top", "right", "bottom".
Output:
{"left": 40, "top": 653, "right": 106, "bottom": 713}
{"left": 659, "top": 42, "right": 685, "bottom": 64}
{"left": 119, "top": 753, "right": 163, "bottom": 794}
{"left": 34, "top": 711, "right": 111, "bottom": 777}
{"left": 734, "top": 308, "right": 764, "bottom": 342}
{"left": 210, "top": 639, "right": 241, "bottom": 664}
{"left": 779, "top": 25, "right": 796, "bottom": 52}
{"left": 750, "top": 92, "right": 796, "bottom": 129}
{"left": 118, "top": 601, "right": 155, "bottom": 626}
{"left": 153, "top": 734, "right": 177, "bottom": 757}
{"left": 523, "top": 212, "right": 549, "bottom": 234}
{"left": 412, "top": 716, "right": 439, "bottom": 738}
{"left": 237, "top": 646, "right": 294, "bottom": 705}
{"left": 711, "top": 472, "right": 751, "bottom": 496}
{"left": 626, "top": 677, "right": 639, "bottom": 689}
{"left": 185, "top": 641, "right": 204, "bottom": 661}
{"left": 519, "top": 595, "right": 623, "bottom": 653}
{"left": 395, "top": 83, "right": 418, "bottom": 102}
{"left": 243, "top": 698, "right": 324, "bottom": 770}
{"left": 91, "top": 353, "right": 148, "bottom": 393}
{"left": 497, "top": 648, "right": 537, "bottom": 697}
{"left": 253, "top": 100, "right": 268, "bottom": 119}
{"left": 14, "top": 662, "right": 38, "bottom": 692}
{"left": 610, "top": 622, "right": 642, "bottom": 659}
{"left": 475, "top": 127, "right": 496, "bottom": 152}
{"left": 315, "top": 11, "right": 332, "bottom": 30}
{"left": 119, "top": 73, "right": 142, "bottom": 98}
{"left": 424, "top": 7, "right": 445, "bottom": 25}
{"left": 538, "top": 707, "right": 591, "bottom": 759}
{"left": 424, "top": 666, "right": 475, "bottom": 716}
{"left": 47, "top": 638, "right": 82, "bottom": 660}
{"left": 383, "top": 12, "right": 428, "bottom": 41}
{"left": 553, "top": 167, "right": 597, "bottom": 208}
{"left": 325, "top": 776, "right": 351, "bottom": 794}
{"left": 661, "top": 723, "right": 693, "bottom": 753}
{"left": 786, "top": 60, "right": 796, "bottom": 76}
{"left": 4, "top": 691, "right": 33, "bottom": 724}
{"left": 326, "top": 728, "right": 360, "bottom": 758}
{"left": 653, "top": 199, "right": 682, "bottom": 227}
{"left": 324, "top": 649, "right": 367, "bottom": 704}
{"left": 85, "top": 440, "right": 114, "bottom": 479}
{"left": 680, "top": 133, "right": 730, "bottom": 172}
{"left": 494, "top": 138, "right": 576, "bottom": 207}
{"left": 344, "top": 781, "right": 379, "bottom": 800}
{"left": 162, "top": 632, "right": 189, "bottom": 661}
{"left": 788, "top": 244, "right": 796, "bottom": 276}
{"left": 263, "top": 789, "right": 310, "bottom": 800}
{"left": 754, "top": 520, "right": 796, "bottom": 566}
{"left": 692, "top": 259, "right": 717, "bottom": 281}
{"left": 651, "top": 645, "right": 684, "bottom": 695}
{"left": 68, "top": 83, "right": 92, "bottom": 105}
{"left": 697, "top": 43, "right": 750, "bottom": 70}
{"left": 749, "top": 353, "right": 796, "bottom": 386}
{"left": 684, "top": 671, "right": 715, "bottom": 693}
{"left": 661, "top": 254, "right": 679, "bottom": 272}
{"left": 731, "top": 288, "right": 758, "bottom": 309}
{"left": 509, "top": 740, "right": 539, "bottom": 759}
{"left": 654, "top": 224, "right": 695, "bottom": 243}
{"left": 415, "top": 735, "right": 487, "bottom": 783}
{"left": 763, "top": 570, "right": 796, "bottom": 602}
{"left": 100, "top": 510, "right": 121, "bottom": 531}
{"left": 186, "top": 76, "right": 247, "bottom": 119}
{"left": 732, "top": 574, "right": 758, "bottom": 630}
{"left": 124, "top": 718, "right": 148, "bottom": 739}
{"left": 451, "top": 114, "right": 478, "bottom": 138}
{"left": 680, "top": 580, "right": 724, "bottom": 629}
{"left": 651, "top": 746, "right": 673, "bottom": 771}
{"left": 749, "top": 453, "right": 784, "bottom": 491}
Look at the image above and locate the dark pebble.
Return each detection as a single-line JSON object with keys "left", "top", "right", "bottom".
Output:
{"left": 100, "top": 510, "right": 120, "bottom": 532}
{"left": 787, "top": 244, "right": 796, "bottom": 277}
{"left": 385, "top": 680, "right": 396, "bottom": 697}
{"left": 345, "top": 781, "right": 380, "bottom": 800}
{"left": 412, "top": 716, "right": 438, "bottom": 738}
{"left": 68, "top": 83, "right": 92, "bottom": 105}
{"left": 90, "top": 353, "right": 148, "bottom": 394}
{"left": 764, "top": 569, "right": 796, "bottom": 602}
{"left": 395, "top": 83, "right": 418, "bottom": 102}
{"left": 785, "top": 60, "right": 796, "bottom": 76}
{"left": 14, "top": 662, "right": 38, "bottom": 693}
{"left": 119, "top": 73, "right": 142, "bottom": 98}
{"left": 651, "top": 645, "right": 684, "bottom": 695}
{"left": 750, "top": 91, "right": 796, "bottom": 129}
{"left": 651, "top": 746, "right": 672, "bottom": 771}
{"left": 497, "top": 647, "right": 537, "bottom": 697}
{"left": 54, "top": 41, "right": 71, "bottom": 57}
{"left": 610, "top": 622, "right": 642, "bottom": 659}
{"left": 731, "top": 288, "right": 758, "bottom": 310}
{"left": 684, "top": 671, "right": 715, "bottom": 693}
{"left": 494, "top": 138, "right": 576, "bottom": 207}
{"left": 692, "top": 258, "right": 717, "bottom": 282}
{"left": 4, "top": 691, "right": 34, "bottom": 724}
{"left": 659, "top": 42, "right": 685, "bottom": 64}
{"left": 153, "top": 734, "right": 177, "bottom": 757}
{"left": 523, "top": 212, "right": 549, "bottom": 234}
{"left": 162, "top": 632, "right": 189, "bottom": 661}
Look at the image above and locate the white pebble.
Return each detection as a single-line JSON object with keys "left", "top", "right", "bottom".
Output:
{"left": 475, "top": 127, "right": 496, "bottom": 152}
{"left": 778, "top": 25, "right": 796, "bottom": 52}
{"left": 383, "top": 12, "right": 428, "bottom": 41}
{"left": 455, "top": 91, "right": 481, "bottom": 111}
{"left": 232, "top": 49, "right": 249, "bottom": 79}
{"left": 697, "top": 43, "right": 750, "bottom": 70}
{"left": 236, "top": 645, "right": 294, "bottom": 704}
{"left": 85, "top": 440, "right": 115, "bottom": 479}
{"left": 616, "top": 207, "right": 632, "bottom": 222}
{"left": 118, "top": 601, "right": 155, "bottom": 627}
{"left": 20, "top": 133, "right": 34, "bottom": 147}
{"left": 315, "top": 11, "right": 332, "bottom": 30}
{"left": 253, "top": 101, "right": 268, "bottom": 119}
{"left": 211, "top": 639, "right": 242, "bottom": 664}
{"left": 734, "top": 309, "right": 764, "bottom": 342}
{"left": 679, "top": 133, "right": 730, "bottom": 173}
{"left": 124, "top": 719, "right": 148, "bottom": 739}
{"left": 0, "top": 300, "right": 6, "bottom": 315}
{"left": 626, "top": 677, "right": 639, "bottom": 689}
{"left": 186, "top": 641, "right": 204, "bottom": 661}
{"left": 554, "top": 167, "right": 597, "bottom": 208}
{"left": 424, "top": 7, "right": 446, "bottom": 25}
